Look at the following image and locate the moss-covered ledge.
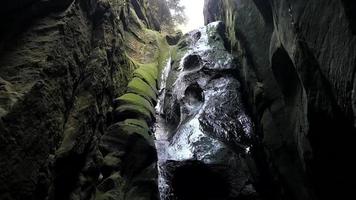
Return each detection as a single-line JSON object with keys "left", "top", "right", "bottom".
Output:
{"left": 98, "top": 14, "right": 171, "bottom": 199}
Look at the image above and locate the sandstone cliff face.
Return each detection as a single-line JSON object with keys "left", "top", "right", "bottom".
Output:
{"left": 204, "top": 0, "right": 356, "bottom": 200}
{"left": 0, "top": 0, "right": 168, "bottom": 199}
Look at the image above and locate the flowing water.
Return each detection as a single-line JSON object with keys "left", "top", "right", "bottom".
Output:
{"left": 154, "top": 22, "right": 255, "bottom": 200}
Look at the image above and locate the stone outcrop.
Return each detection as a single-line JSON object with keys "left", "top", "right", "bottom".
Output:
{"left": 0, "top": 0, "right": 170, "bottom": 199}
{"left": 155, "top": 22, "right": 257, "bottom": 200}
{"left": 204, "top": 0, "right": 356, "bottom": 200}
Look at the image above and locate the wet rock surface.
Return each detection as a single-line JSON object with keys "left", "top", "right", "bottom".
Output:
{"left": 155, "top": 22, "right": 257, "bottom": 200}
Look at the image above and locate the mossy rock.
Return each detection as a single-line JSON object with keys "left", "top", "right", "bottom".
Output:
{"left": 101, "top": 120, "right": 153, "bottom": 148}
{"left": 103, "top": 155, "right": 121, "bottom": 169}
{"left": 114, "top": 104, "right": 152, "bottom": 122}
{"left": 128, "top": 56, "right": 158, "bottom": 79}
{"left": 127, "top": 77, "right": 157, "bottom": 103}
{"left": 116, "top": 93, "right": 155, "bottom": 115}
{"left": 123, "top": 118, "right": 149, "bottom": 131}
{"left": 102, "top": 152, "right": 123, "bottom": 177}
{"left": 118, "top": 121, "right": 148, "bottom": 136}
{"left": 133, "top": 67, "right": 157, "bottom": 91}
{"left": 132, "top": 62, "right": 158, "bottom": 80}
{"left": 142, "top": 63, "right": 158, "bottom": 79}
{"left": 117, "top": 121, "right": 152, "bottom": 143}
{"left": 95, "top": 172, "right": 125, "bottom": 200}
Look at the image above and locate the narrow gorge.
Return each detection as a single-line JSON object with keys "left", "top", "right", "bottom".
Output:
{"left": 0, "top": 0, "right": 355, "bottom": 200}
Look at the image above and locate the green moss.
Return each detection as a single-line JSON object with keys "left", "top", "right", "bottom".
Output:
{"left": 117, "top": 121, "right": 152, "bottom": 142}
{"left": 111, "top": 17, "right": 174, "bottom": 131}
{"left": 95, "top": 172, "right": 125, "bottom": 200}
{"left": 103, "top": 153, "right": 122, "bottom": 169}
{"left": 133, "top": 67, "right": 157, "bottom": 90}
{"left": 130, "top": 60, "right": 158, "bottom": 79}
{"left": 138, "top": 27, "right": 171, "bottom": 75}
{"left": 119, "top": 123, "right": 148, "bottom": 136}
{"left": 56, "top": 93, "right": 94, "bottom": 157}
{"left": 115, "top": 104, "right": 152, "bottom": 122}
{"left": 124, "top": 26, "right": 172, "bottom": 91}
{"left": 127, "top": 80, "right": 157, "bottom": 104}
{"left": 126, "top": 7, "right": 148, "bottom": 31}
{"left": 116, "top": 93, "right": 154, "bottom": 115}
{"left": 146, "top": 28, "right": 170, "bottom": 55}
{"left": 123, "top": 118, "right": 149, "bottom": 130}
{"left": 143, "top": 63, "right": 158, "bottom": 79}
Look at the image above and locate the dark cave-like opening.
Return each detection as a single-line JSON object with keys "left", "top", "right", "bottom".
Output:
{"left": 270, "top": 47, "right": 310, "bottom": 200}
{"left": 271, "top": 47, "right": 301, "bottom": 104}
{"left": 171, "top": 161, "right": 230, "bottom": 200}
{"left": 183, "top": 54, "right": 202, "bottom": 71}
{"left": 184, "top": 83, "right": 204, "bottom": 107}
{"left": 341, "top": 0, "right": 356, "bottom": 34}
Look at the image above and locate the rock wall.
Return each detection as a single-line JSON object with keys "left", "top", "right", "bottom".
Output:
{"left": 204, "top": 0, "right": 356, "bottom": 200}
{"left": 0, "top": 0, "right": 169, "bottom": 199}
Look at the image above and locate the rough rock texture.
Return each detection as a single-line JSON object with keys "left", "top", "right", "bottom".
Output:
{"left": 0, "top": 0, "right": 169, "bottom": 199}
{"left": 204, "top": 0, "right": 356, "bottom": 200}
{"left": 155, "top": 22, "right": 258, "bottom": 200}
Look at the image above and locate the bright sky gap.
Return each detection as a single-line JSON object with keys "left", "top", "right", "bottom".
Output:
{"left": 178, "top": 0, "right": 205, "bottom": 33}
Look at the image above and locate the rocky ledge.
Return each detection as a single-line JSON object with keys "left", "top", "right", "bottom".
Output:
{"left": 0, "top": 0, "right": 170, "bottom": 199}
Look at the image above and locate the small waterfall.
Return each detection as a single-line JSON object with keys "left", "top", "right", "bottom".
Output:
{"left": 154, "top": 22, "right": 256, "bottom": 200}
{"left": 156, "top": 52, "right": 172, "bottom": 118}
{"left": 154, "top": 50, "right": 173, "bottom": 199}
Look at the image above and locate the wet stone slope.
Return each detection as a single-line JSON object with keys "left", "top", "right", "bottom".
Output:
{"left": 154, "top": 22, "right": 258, "bottom": 200}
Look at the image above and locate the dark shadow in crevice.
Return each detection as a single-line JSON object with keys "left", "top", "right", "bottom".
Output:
{"left": 296, "top": 41, "right": 356, "bottom": 199}
{"left": 252, "top": 0, "right": 273, "bottom": 25}
{"left": 183, "top": 54, "right": 202, "bottom": 71}
{"left": 271, "top": 47, "right": 301, "bottom": 105}
{"left": 271, "top": 47, "right": 311, "bottom": 200}
{"left": 54, "top": 147, "right": 90, "bottom": 200}
{"left": 341, "top": 0, "right": 356, "bottom": 34}
{"left": 171, "top": 161, "right": 230, "bottom": 200}
{"left": 184, "top": 83, "right": 204, "bottom": 106}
